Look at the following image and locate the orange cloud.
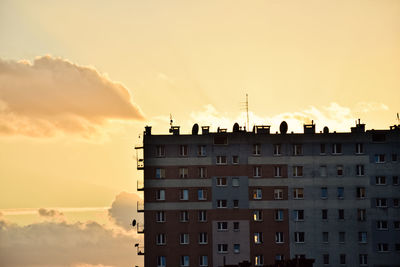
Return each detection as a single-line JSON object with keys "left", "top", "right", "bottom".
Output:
{"left": 108, "top": 192, "right": 141, "bottom": 231}
{"left": 0, "top": 56, "right": 144, "bottom": 138}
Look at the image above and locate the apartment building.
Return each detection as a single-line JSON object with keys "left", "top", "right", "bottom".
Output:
{"left": 135, "top": 121, "right": 400, "bottom": 267}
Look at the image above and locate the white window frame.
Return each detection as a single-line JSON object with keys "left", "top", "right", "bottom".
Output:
{"left": 180, "top": 145, "right": 188, "bottom": 156}
{"left": 274, "top": 189, "right": 283, "bottom": 200}
{"left": 375, "top": 154, "right": 385, "bottom": 163}
{"left": 180, "top": 189, "right": 189, "bottom": 200}
{"left": 294, "top": 210, "right": 304, "bottom": 221}
{"left": 357, "top": 187, "right": 366, "bottom": 199}
{"left": 180, "top": 211, "right": 189, "bottom": 222}
{"left": 156, "top": 145, "right": 165, "bottom": 157}
{"left": 294, "top": 232, "right": 305, "bottom": 243}
{"left": 198, "top": 232, "right": 208, "bottom": 244}
{"left": 156, "top": 211, "right": 165, "bottom": 222}
{"left": 156, "top": 168, "right": 165, "bottom": 179}
{"left": 356, "top": 143, "right": 364, "bottom": 154}
{"left": 358, "top": 232, "right": 367, "bottom": 243}
{"left": 198, "top": 145, "right": 206, "bottom": 156}
{"left": 356, "top": 165, "right": 364, "bottom": 176}
{"left": 293, "top": 166, "right": 303, "bottom": 177}
{"left": 198, "top": 189, "right": 207, "bottom": 200}
{"left": 216, "top": 155, "right": 227, "bottom": 165}
{"left": 255, "top": 255, "right": 264, "bottom": 266}
{"left": 198, "top": 210, "right": 207, "bottom": 222}
{"left": 376, "top": 176, "right": 386, "bottom": 185}
{"left": 216, "top": 177, "right": 227, "bottom": 186}
{"left": 332, "top": 143, "right": 342, "bottom": 154}
{"left": 376, "top": 198, "right": 387, "bottom": 208}
{"left": 199, "top": 167, "right": 207, "bottom": 178}
{"left": 180, "top": 255, "right": 189, "bottom": 267}
{"left": 217, "top": 199, "right": 227, "bottom": 208}
{"left": 293, "top": 144, "right": 303, "bottom": 155}
{"left": 217, "top": 244, "right": 228, "bottom": 254}
{"left": 253, "top": 210, "right": 263, "bottom": 221}
{"left": 378, "top": 243, "right": 389, "bottom": 252}
{"left": 156, "top": 233, "right": 166, "bottom": 245}
{"left": 199, "top": 255, "right": 208, "bottom": 267}
{"left": 254, "top": 232, "right": 263, "bottom": 244}
{"left": 217, "top": 222, "right": 228, "bottom": 231}
{"left": 273, "top": 144, "right": 281, "bottom": 156}
{"left": 293, "top": 188, "right": 304, "bottom": 199}
{"left": 253, "top": 189, "right": 262, "bottom": 200}
{"left": 377, "top": 220, "right": 388, "bottom": 230}
{"left": 232, "top": 177, "right": 240, "bottom": 187}
{"left": 179, "top": 168, "right": 188, "bottom": 178}
{"left": 180, "top": 233, "right": 189, "bottom": 245}
{"left": 274, "top": 166, "right": 282, "bottom": 177}
{"left": 156, "top": 189, "right": 165, "bottom": 201}
{"left": 253, "top": 166, "right": 261, "bottom": 177}
{"left": 358, "top": 209, "right": 366, "bottom": 221}
{"left": 275, "top": 209, "right": 284, "bottom": 221}
{"left": 253, "top": 144, "right": 261, "bottom": 156}
{"left": 359, "top": 254, "right": 368, "bottom": 266}
{"left": 275, "top": 232, "right": 284, "bottom": 243}
{"left": 157, "top": 256, "right": 166, "bottom": 267}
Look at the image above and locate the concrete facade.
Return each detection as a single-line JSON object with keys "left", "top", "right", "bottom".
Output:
{"left": 137, "top": 122, "right": 400, "bottom": 267}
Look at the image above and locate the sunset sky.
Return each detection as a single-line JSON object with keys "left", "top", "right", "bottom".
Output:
{"left": 1, "top": 0, "right": 399, "bottom": 266}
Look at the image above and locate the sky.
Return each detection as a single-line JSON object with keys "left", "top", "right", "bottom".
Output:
{"left": 0, "top": 0, "right": 399, "bottom": 266}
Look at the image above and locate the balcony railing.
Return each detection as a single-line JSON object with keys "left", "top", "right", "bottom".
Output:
{"left": 137, "top": 180, "right": 144, "bottom": 191}
{"left": 137, "top": 200, "right": 144, "bottom": 212}
{"left": 134, "top": 243, "right": 145, "bottom": 255}
{"left": 137, "top": 223, "right": 144, "bottom": 234}
{"left": 137, "top": 158, "right": 144, "bottom": 170}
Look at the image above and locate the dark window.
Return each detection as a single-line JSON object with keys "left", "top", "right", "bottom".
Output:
{"left": 322, "top": 209, "right": 328, "bottom": 220}
{"left": 320, "top": 143, "right": 326, "bottom": 154}
{"left": 338, "top": 209, "right": 344, "bottom": 220}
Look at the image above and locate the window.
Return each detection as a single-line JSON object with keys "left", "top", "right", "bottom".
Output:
{"left": 198, "top": 145, "right": 206, "bottom": 156}
{"left": 320, "top": 165, "right": 327, "bottom": 177}
{"left": 340, "top": 254, "right": 346, "bottom": 265}
{"left": 233, "top": 199, "right": 239, "bottom": 208}
{"left": 393, "top": 153, "right": 398, "bottom": 162}
{"left": 275, "top": 209, "right": 284, "bottom": 221}
{"left": 217, "top": 200, "right": 227, "bottom": 208}
{"left": 336, "top": 165, "right": 343, "bottom": 176}
{"left": 180, "top": 189, "right": 189, "bottom": 200}
{"left": 273, "top": 144, "right": 281, "bottom": 155}
{"left": 253, "top": 210, "right": 263, "bottom": 221}
{"left": 255, "top": 255, "right": 264, "bottom": 266}
{"left": 293, "top": 188, "right": 304, "bottom": 199}
{"left": 320, "top": 143, "right": 326, "bottom": 154}
{"left": 356, "top": 165, "right": 364, "bottom": 176}
{"left": 321, "top": 187, "right": 328, "bottom": 199}
{"left": 294, "top": 232, "right": 305, "bottom": 243}
{"left": 378, "top": 243, "right": 389, "bottom": 252}
{"left": 322, "top": 232, "right": 329, "bottom": 243}
{"left": 323, "top": 254, "right": 329, "bottom": 265}
{"left": 233, "top": 222, "right": 240, "bottom": 231}
{"left": 358, "top": 209, "right": 366, "bottom": 221}
{"left": 199, "top": 255, "right": 208, "bottom": 267}
{"left": 232, "top": 177, "right": 240, "bottom": 187}
{"left": 376, "top": 198, "right": 387, "bottom": 208}
{"left": 357, "top": 187, "right": 366, "bottom": 198}
{"left": 322, "top": 209, "right": 328, "bottom": 220}
{"left": 356, "top": 143, "right": 363, "bottom": 154}
{"left": 253, "top": 189, "right": 262, "bottom": 200}
{"left": 254, "top": 232, "right": 263, "bottom": 244}
{"left": 198, "top": 189, "right": 207, "bottom": 200}
{"left": 274, "top": 166, "right": 282, "bottom": 177}
{"left": 338, "top": 209, "right": 344, "bottom": 220}
{"left": 375, "top": 154, "right": 385, "bottom": 163}
{"left": 180, "top": 211, "right": 189, "bottom": 222}
{"left": 199, "top": 167, "right": 207, "bottom": 178}
{"left": 293, "top": 144, "right": 303, "bottom": 155}
{"left": 377, "top": 220, "right": 388, "bottom": 230}
{"left": 359, "top": 254, "right": 367, "bottom": 266}
{"left": 156, "top": 211, "right": 165, "bottom": 222}
{"left": 275, "top": 232, "right": 284, "bottom": 243}
{"left": 275, "top": 254, "right": 284, "bottom": 261}
{"left": 156, "top": 145, "right": 165, "bottom": 157}
{"left": 293, "top": 166, "right": 303, "bottom": 177}
{"left": 394, "top": 176, "right": 399, "bottom": 185}
{"left": 394, "top": 198, "right": 399, "bottom": 207}
{"left": 233, "top": 244, "right": 240, "bottom": 254}
{"left": 253, "top": 166, "right": 261, "bottom": 177}
{"left": 274, "top": 189, "right": 283, "bottom": 200}
{"left": 156, "top": 233, "right": 166, "bottom": 245}
{"left": 232, "top": 155, "right": 239, "bottom": 164}
{"left": 376, "top": 176, "right": 386, "bottom": 185}
{"left": 217, "top": 244, "right": 228, "bottom": 253}
{"left": 216, "top": 177, "right": 227, "bottom": 186}
{"left": 156, "top": 189, "right": 165, "bottom": 201}
{"left": 216, "top": 155, "right": 227, "bottom": 165}
{"left": 395, "top": 221, "right": 400, "bottom": 229}
{"left": 253, "top": 144, "right": 261, "bottom": 155}
{"left": 198, "top": 210, "right": 207, "bottom": 222}
{"left": 180, "top": 233, "right": 189, "bottom": 244}
{"left": 358, "top": 232, "right": 367, "bottom": 243}
{"left": 179, "top": 168, "right": 188, "bottom": 178}
{"left": 295, "top": 255, "right": 306, "bottom": 260}
{"left": 332, "top": 143, "right": 342, "bottom": 154}
{"left": 217, "top": 222, "right": 228, "bottom": 231}
{"left": 198, "top": 232, "right": 208, "bottom": 244}
{"left": 337, "top": 187, "right": 344, "bottom": 199}
{"left": 180, "top": 255, "right": 189, "bottom": 267}
{"left": 155, "top": 168, "right": 166, "bottom": 179}
{"left": 179, "top": 145, "right": 188, "bottom": 156}
{"left": 294, "top": 210, "right": 304, "bottom": 221}
{"left": 339, "top": 232, "right": 345, "bottom": 243}
{"left": 157, "top": 256, "right": 166, "bottom": 267}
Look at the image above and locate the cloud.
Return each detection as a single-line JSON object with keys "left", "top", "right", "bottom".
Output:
{"left": 0, "top": 217, "right": 142, "bottom": 267}
{"left": 108, "top": 192, "right": 141, "bottom": 231}
{"left": 38, "top": 208, "right": 65, "bottom": 221}
{"left": 188, "top": 102, "right": 388, "bottom": 133}
{"left": 0, "top": 56, "right": 144, "bottom": 138}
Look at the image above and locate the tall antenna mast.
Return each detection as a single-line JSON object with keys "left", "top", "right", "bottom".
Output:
{"left": 246, "top": 93, "right": 249, "bottom": 130}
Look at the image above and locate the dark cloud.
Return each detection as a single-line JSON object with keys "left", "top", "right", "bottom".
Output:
{"left": 108, "top": 192, "right": 140, "bottom": 231}
{"left": 38, "top": 208, "right": 64, "bottom": 218}
{"left": 0, "top": 56, "right": 144, "bottom": 138}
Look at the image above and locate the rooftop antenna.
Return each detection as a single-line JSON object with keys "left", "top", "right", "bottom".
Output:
{"left": 240, "top": 93, "right": 250, "bottom": 131}
{"left": 170, "top": 114, "right": 173, "bottom": 127}
{"left": 397, "top": 113, "right": 399, "bottom": 124}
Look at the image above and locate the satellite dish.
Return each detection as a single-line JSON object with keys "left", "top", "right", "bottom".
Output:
{"left": 132, "top": 219, "right": 136, "bottom": 227}
{"left": 233, "top": 123, "right": 239, "bottom": 132}
{"left": 323, "top": 126, "right": 329, "bottom": 134}
{"left": 280, "top": 121, "right": 288, "bottom": 134}
{"left": 192, "top": 123, "right": 199, "bottom": 135}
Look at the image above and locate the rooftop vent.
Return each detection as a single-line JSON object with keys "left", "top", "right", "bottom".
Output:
{"left": 233, "top": 123, "right": 240, "bottom": 132}
{"left": 201, "top": 126, "right": 210, "bottom": 135}
{"left": 255, "top": 125, "right": 271, "bottom": 134}
{"left": 351, "top": 119, "right": 365, "bottom": 133}
{"left": 217, "top": 127, "right": 227, "bottom": 133}
{"left": 303, "top": 121, "right": 315, "bottom": 134}
{"left": 192, "top": 123, "right": 199, "bottom": 135}
{"left": 280, "top": 121, "right": 288, "bottom": 134}
{"left": 169, "top": 126, "right": 180, "bottom": 135}
{"left": 144, "top": 126, "right": 152, "bottom": 135}
{"left": 323, "top": 126, "right": 329, "bottom": 134}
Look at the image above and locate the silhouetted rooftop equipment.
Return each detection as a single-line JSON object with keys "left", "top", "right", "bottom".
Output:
{"left": 280, "top": 121, "right": 288, "bottom": 134}
{"left": 217, "top": 127, "right": 227, "bottom": 133}
{"left": 255, "top": 125, "right": 271, "bottom": 134}
{"left": 192, "top": 123, "right": 199, "bottom": 135}
{"left": 351, "top": 119, "right": 365, "bottom": 133}
{"left": 303, "top": 121, "right": 315, "bottom": 134}
{"left": 169, "top": 126, "right": 180, "bottom": 135}
{"left": 323, "top": 126, "right": 329, "bottom": 134}
{"left": 144, "top": 126, "right": 152, "bottom": 135}
{"left": 201, "top": 126, "right": 210, "bottom": 135}
{"left": 233, "top": 123, "right": 240, "bottom": 132}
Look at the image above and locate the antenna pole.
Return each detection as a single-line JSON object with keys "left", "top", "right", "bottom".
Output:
{"left": 246, "top": 93, "right": 249, "bottom": 130}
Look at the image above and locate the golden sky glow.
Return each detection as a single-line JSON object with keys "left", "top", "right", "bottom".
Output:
{"left": 0, "top": 1, "right": 400, "bottom": 266}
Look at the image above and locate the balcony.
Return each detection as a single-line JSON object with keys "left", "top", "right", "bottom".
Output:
{"left": 137, "top": 200, "right": 144, "bottom": 212}
{"left": 134, "top": 243, "right": 145, "bottom": 255}
{"left": 137, "top": 158, "right": 144, "bottom": 170}
{"left": 135, "top": 146, "right": 144, "bottom": 170}
{"left": 137, "top": 223, "right": 144, "bottom": 234}
{"left": 137, "top": 180, "right": 144, "bottom": 191}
